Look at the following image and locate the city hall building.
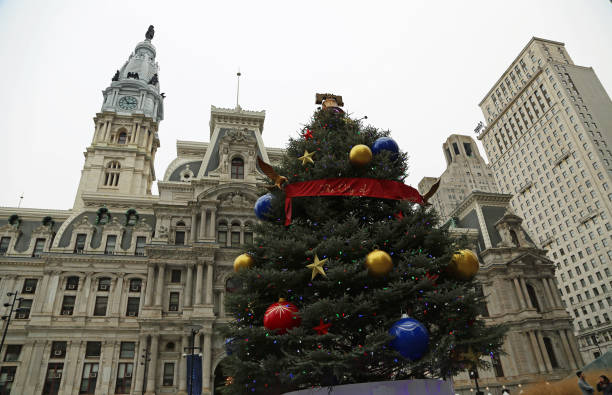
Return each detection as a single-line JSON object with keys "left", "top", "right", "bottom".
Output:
{"left": 0, "top": 30, "right": 282, "bottom": 395}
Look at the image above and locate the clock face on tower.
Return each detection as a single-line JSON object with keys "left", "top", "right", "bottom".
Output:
{"left": 118, "top": 96, "right": 138, "bottom": 110}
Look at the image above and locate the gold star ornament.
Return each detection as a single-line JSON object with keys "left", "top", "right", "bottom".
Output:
{"left": 306, "top": 254, "right": 328, "bottom": 280}
{"left": 298, "top": 150, "right": 315, "bottom": 166}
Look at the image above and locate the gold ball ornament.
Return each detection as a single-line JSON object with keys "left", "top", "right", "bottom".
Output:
{"left": 447, "top": 249, "right": 479, "bottom": 280}
{"left": 365, "top": 249, "right": 393, "bottom": 276}
{"left": 233, "top": 253, "right": 254, "bottom": 272}
{"left": 349, "top": 144, "right": 373, "bottom": 166}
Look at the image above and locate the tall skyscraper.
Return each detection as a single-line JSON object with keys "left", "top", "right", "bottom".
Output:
{"left": 419, "top": 134, "right": 498, "bottom": 224}
{"left": 477, "top": 37, "right": 612, "bottom": 362}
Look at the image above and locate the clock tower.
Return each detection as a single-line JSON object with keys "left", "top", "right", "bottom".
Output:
{"left": 73, "top": 26, "right": 164, "bottom": 209}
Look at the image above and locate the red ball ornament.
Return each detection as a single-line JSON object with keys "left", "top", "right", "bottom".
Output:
{"left": 263, "top": 298, "right": 301, "bottom": 334}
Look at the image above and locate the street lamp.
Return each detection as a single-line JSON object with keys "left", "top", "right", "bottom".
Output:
{"left": 591, "top": 334, "right": 603, "bottom": 357}
{"left": 184, "top": 324, "right": 203, "bottom": 395}
{"left": 140, "top": 347, "right": 151, "bottom": 393}
{"left": 469, "top": 367, "right": 484, "bottom": 395}
{"left": 0, "top": 291, "right": 26, "bottom": 356}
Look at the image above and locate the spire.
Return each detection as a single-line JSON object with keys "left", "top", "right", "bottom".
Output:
{"left": 236, "top": 69, "right": 242, "bottom": 110}
{"left": 101, "top": 26, "right": 163, "bottom": 122}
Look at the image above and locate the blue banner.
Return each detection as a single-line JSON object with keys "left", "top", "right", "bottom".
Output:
{"left": 186, "top": 354, "right": 202, "bottom": 395}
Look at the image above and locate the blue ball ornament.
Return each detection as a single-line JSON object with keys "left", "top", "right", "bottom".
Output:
{"left": 372, "top": 137, "right": 399, "bottom": 158}
{"left": 225, "top": 338, "right": 236, "bottom": 355}
{"left": 389, "top": 316, "right": 429, "bottom": 361}
{"left": 254, "top": 193, "right": 273, "bottom": 220}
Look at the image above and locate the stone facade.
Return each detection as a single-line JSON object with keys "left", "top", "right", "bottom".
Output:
{"left": 477, "top": 37, "right": 612, "bottom": 362}
{"left": 419, "top": 134, "right": 498, "bottom": 224}
{"left": 0, "top": 32, "right": 281, "bottom": 395}
{"left": 449, "top": 192, "right": 582, "bottom": 394}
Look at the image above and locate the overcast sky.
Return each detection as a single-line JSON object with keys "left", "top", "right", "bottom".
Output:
{"left": 1, "top": 0, "right": 611, "bottom": 210}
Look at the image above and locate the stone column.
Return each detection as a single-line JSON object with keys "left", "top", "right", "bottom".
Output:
{"left": 513, "top": 277, "right": 526, "bottom": 310}
{"left": 42, "top": 272, "right": 60, "bottom": 313}
{"left": 195, "top": 333, "right": 202, "bottom": 351}
{"left": 12, "top": 340, "right": 34, "bottom": 390}
{"left": 59, "top": 340, "right": 84, "bottom": 395}
{"left": 154, "top": 263, "right": 165, "bottom": 307}
{"left": 178, "top": 335, "right": 189, "bottom": 394}
{"left": 536, "top": 331, "right": 553, "bottom": 372}
{"left": 31, "top": 273, "right": 50, "bottom": 313}
{"left": 528, "top": 331, "right": 547, "bottom": 373}
{"left": 195, "top": 263, "right": 203, "bottom": 305}
{"left": 202, "top": 333, "right": 212, "bottom": 394}
{"left": 474, "top": 204, "right": 493, "bottom": 248}
{"left": 208, "top": 208, "right": 216, "bottom": 240}
{"left": 219, "top": 291, "right": 225, "bottom": 317}
{"left": 191, "top": 212, "right": 198, "bottom": 243}
{"left": 76, "top": 274, "right": 92, "bottom": 314}
{"left": 520, "top": 278, "right": 533, "bottom": 309}
{"left": 144, "top": 264, "right": 155, "bottom": 307}
{"left": 566, "top": 329, "right": 584, "bottom": 366}
{"left": 559, "top": 330, "right": 578, "bottom": 370}
{"left": 548, "top": 278, "right": 563, "bottom": 307}
{"left": 205, "top": 262, "right": 214, "bottom": 305}
{"left": 23, "top": 340, "right": 45, "bottom": 394}
{"left": 199, "top": 208, "right": 208, "bottom": 240}
{"left": 541, "top": 278, "right": 555, "bottom": 310}
{"left": 133, "top": 335, "right": 147, "bottom": 394}
{"left": 145, "top": 334, "right": 159, "bottom": 395}
{"left": 98, "top": 341, "right": 117, "bottom": 393}
{"left": 240, "top": 225, "right": 245, "bottom": 245}
{"left": 185, "top": 264, "right": 194, "bottom": 308}
{"left": 111, "top": 273, "right": 125, "bottom": 315}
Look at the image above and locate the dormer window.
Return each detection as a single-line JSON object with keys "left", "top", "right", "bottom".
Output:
{"left": 32, "top": 238, "right": 45, "bottom": 257}
{"left": 75, "top": 233, "right": 86, "bottom": 253}
{"left": 0, "top": 237, "right": 10, "bottom": 255}
{"left": 105, "top": 236, "right": 117, "bottom": 255}
{"left": 231, "top": 158, "right": 244, "bottom": 179}
{"left": 135, "top": 236, "right": 146, "bottom": 256}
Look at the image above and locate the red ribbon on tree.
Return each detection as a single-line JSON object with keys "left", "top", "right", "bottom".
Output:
{"left": 284, "top": 177, "right": 425, "bottom": 225}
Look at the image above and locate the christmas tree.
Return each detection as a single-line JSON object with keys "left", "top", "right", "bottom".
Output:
{"left": 219, "top": 94, "right": 506, "bottom": 394}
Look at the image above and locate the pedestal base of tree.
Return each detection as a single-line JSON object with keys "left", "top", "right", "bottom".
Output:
{"left": 282, "top": 379, "right": 454, "bottom": 395}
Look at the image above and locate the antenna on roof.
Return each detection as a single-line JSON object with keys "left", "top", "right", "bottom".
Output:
{"left": 17, "top": 193, "right": 24, "bottom": 208}
{"left": 236, "top": 69, "right": 241, "bottom": 109}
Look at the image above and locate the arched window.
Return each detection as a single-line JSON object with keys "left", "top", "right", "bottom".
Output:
{"left": 231, "top": 157, "right": 244, "bottom": 179}
{"left": 526, "top": 283, "right": 541, "bottom": 312}
{"left": 175, "top": 221, "right": 186, "bottom": 245}
{"left": 244, "top": 221, "right": 254, "bottom": 245}
{"left": 104, "top": 161, "right": 121, "bottom": 187}
{"left": 543, "top": 337, "right": 559, "bottom": 368}
{"left": 217, "top": 220, "right": 228, "bottom": 245}
{"left": 510, "top": 229, "right": 520, "bottom": 246}
{"left": 230, "top": 221, "right": 241, "bottom": 246}
{"left": 117, "top": 132, "right": 127, "bottom": 144}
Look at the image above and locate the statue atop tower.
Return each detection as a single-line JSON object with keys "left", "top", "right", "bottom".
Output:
{"left": 145, "top": 25, "right": 155, "bottom": 41}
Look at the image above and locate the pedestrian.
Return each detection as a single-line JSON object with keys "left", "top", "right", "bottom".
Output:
{"left": 597, "top": 375, "right": 612, "bottom": 395}
{"left": 577, "top": 371, "right": 594, "bottom": 394}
